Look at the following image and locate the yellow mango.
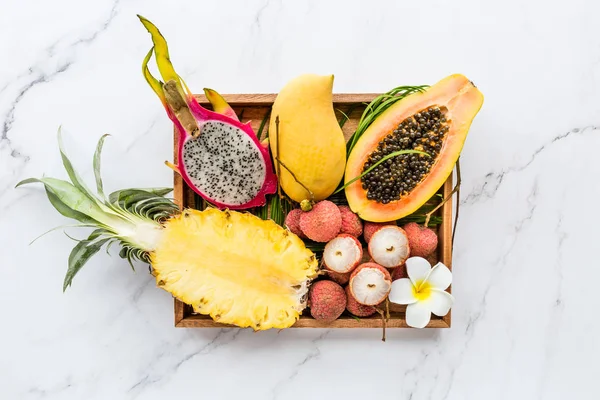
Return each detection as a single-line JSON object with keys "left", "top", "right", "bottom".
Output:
{"left": 269, "top": 74, "right": 346, "bottom": 202}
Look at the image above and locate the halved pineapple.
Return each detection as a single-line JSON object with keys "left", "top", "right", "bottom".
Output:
{"left": 151, "top": 208, "right": 319, "bottom": 330}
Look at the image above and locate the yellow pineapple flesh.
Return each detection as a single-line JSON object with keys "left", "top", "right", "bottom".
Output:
{"left": 151, "top": 208, "right": 319, "bottom": 330}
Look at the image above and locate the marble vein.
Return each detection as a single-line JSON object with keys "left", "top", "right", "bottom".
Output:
{"left": 254, "top": 0, "right": 273, "bottom": 29}
{"left": 0, "top": 0, "right": 122, "bottom": 200}
{"left": 270, "top": 330, "right": 330, "bottom": 400}
{"left": 536, "top": 215, "right": 568, "bottom": 399}
{"left": 468, "top": 179, "right": 538, "bottom": 329}
{"left": 435, "top": 180, "right": 541, "bottom": 400}
{"left": 128, "top": 328, "right": 244, "bottom": 399}
{"left": 124, "top": 116, "right": 161, "bottom": 153}
{"left": 27, "top": 378, "right": 73, "bottom": 399}
{"left": 402, "top": 349, "right": 434, "bottom": 399}
{"left": 462, "top": 126, "right": 599, "bottom": 206}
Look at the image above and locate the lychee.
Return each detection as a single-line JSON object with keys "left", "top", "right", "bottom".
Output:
{"left": 308, "top": 280, "right": 346, "bottom": 321}
{"left": 363, "top": 221, "right": 396, "bottom": 243}
{"left": 325, "top": 270, "right": 351, "bottom": 285}
{"left": 426, "top": 252, "right": 438, "bottom": 266}
{"left": 338, "top": 206, "right": 363, "bottom": 237}
{"left": 345, "top": 286, "right": 377, "bottom": 317}
{"left": 284, "top": 209, "right": 306, "bottom": 239}
{"left": 299, "top": 200, "right": 342, "bottom": 242}
{"left": 349, "top": 263, "right": 392, "bottom": 306}
{"left": 323, "top": 234, "right": 363, "bottom": 274}
{"left": 368, "top": 226, "right": 410, "bottom": 268}
{"left": 391, "top": 263, "right": 407, "bottom": 281}
{"left": 403, "top": 222, "right": 438, "bottom": 258}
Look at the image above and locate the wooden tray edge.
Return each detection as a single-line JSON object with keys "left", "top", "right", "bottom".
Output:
{"left": 193, "top": 93, "right": 382, "bottom": 105}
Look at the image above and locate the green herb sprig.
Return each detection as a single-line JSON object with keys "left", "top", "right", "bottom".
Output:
{"left": 346, "top": 85, "right": 428, "bottom": 157}
{"left": 333, "top": 149, "right": 429, "bottom": 195}
{"left": 256, "top": 109, "right": 270, "bottom": 140}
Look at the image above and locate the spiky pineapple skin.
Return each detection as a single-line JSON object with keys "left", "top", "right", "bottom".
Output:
{"left": 150, "top": 208, "right": 319, "bottom": 330}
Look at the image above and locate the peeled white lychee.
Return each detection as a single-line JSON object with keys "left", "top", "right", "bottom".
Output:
{"left": 368, "top": 226, "right": 410, "bottom": 268}
{"left": 349, "top": 263, "right": 392, "bottom": 306}
{"left": 323, "top": 234, "right": 363, "bottom": 274}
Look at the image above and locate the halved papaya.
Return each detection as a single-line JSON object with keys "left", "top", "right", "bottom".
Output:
{"left": 345, "top": 74, "right": 484, "bottom": 222}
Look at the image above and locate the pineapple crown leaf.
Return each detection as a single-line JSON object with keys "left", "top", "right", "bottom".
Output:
{"left": 93, "top": 133, "right": 111, "bottom": 199}
{"left": 64, "top": 234, "right": 110, "bottom": 292}
{"left": 118, "top": 245, "right": 150, "bottom": 271}
{"left": 28, "top": 223, "right": 101, "bottom": 246}
{"left": 16, "top": 128, "right": 179, "bottom": 290}
{"left": 108, "top": 188, "right": 178, "bottom": 222}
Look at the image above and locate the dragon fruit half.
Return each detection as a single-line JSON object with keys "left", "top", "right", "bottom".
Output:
{"left": 139, "top": 16, "right": 277, "bottom": 209}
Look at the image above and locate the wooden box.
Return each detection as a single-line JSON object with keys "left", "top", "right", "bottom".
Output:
{"left": 173, "top": 94, "right": 453, "bottom": 329}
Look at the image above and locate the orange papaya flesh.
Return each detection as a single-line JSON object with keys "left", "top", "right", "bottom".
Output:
{"left": 345, "top": 74, "right": 484, "bottom": 222}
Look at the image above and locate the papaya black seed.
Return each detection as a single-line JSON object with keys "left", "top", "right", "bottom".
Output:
{"left": 360, "top": 105, "right": 449, "bottom": 203}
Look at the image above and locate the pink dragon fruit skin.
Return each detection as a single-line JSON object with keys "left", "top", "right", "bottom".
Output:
{"left": 139, "top": 16, "right": 277, "bottom": 210}
{"left": 202, "top": 88, "right": 240, "bottom": 122}
{"left": 174, "top": 95, "right": 278, "bottom": 209}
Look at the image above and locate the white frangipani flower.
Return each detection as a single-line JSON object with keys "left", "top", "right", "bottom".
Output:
{"left": 388, "top": 257, "right": 454, "bottom": 328}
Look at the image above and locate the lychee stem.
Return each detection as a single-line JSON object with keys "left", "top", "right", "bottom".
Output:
{"left": 274, "top": 115, "right": 315, "bottom": 203}
{"left": 275, "top": 115, "right": 282, "bottom": 201}
{"left": 376, "top": 308, "right": 387, "bottom": 342}
{"left": 373, "top": 298, "right": 391, "bottom": 342}
{"left": 385, "top": 297, "right": 390, "bottom": 321}
{"left": 300, "top": 199, "right": 314, "bottom": 212}
{"left": 452, "top": 158, "right": 461, "bottom": 247}
{"left": 275, "top": 157, "right": 315, "bottom": 202}
{"left": 424, "top": 158, "right": 462, "bottom": 228}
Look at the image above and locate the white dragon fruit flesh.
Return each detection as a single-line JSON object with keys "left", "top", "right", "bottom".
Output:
{"left": 140, "top": 16, "right": 277, "bottom": 209}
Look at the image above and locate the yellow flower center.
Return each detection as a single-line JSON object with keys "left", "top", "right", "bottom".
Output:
{"left": 412, "top": 280, "right": 432, "bottom": 301}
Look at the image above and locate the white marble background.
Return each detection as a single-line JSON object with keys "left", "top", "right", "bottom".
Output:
{"left": 1, "top": 0, "right": 599, "bottom": 399}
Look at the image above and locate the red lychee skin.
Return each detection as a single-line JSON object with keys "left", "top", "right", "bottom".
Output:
{"left": 299, "top": 200, "right": 342, "bottom": 242}
{"left": 338, "top": 206, "right": 363, "bottom": 237}
{"left": 308, "top": 280, "right": 346, "bottom": 321}
{"left": 285, "top": 209, "right": 306, "bottom": 239}
{"left": 323, "top": 234, "right": 363, "bottom": 274}
{"left": 345, "top": 285, "right": 378, "bottom": 317}
{"left": 403, "top": 222, "right": 438, "bottom": 258}
{"left": 349, "top": 262, "right": 392, "bottom": 305}
{"left": 391, "top": 263, "right": 407, "bottom": 281}
{"left": 426, "top": 252, "right": 438, "bottom": 266}
{"left": 363, "top": 221, "right": 396, "bottom": 243}
{"left": 325, "top": 270, "right": 350, "bottom": 285}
